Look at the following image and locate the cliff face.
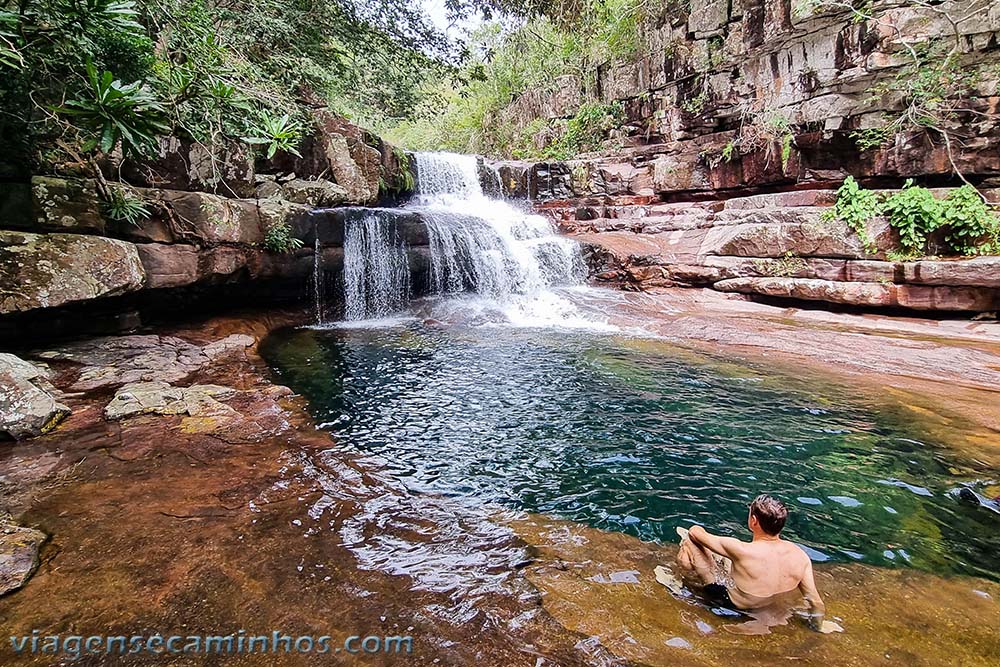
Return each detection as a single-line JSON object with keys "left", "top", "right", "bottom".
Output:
{"left": 491, "top": 0, "right": 1000, "bottom": 313}
{"left": 503, "top": 0, "right": 1000, "bottom": 197}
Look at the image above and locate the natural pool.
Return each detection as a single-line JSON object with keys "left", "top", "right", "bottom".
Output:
{"left": 261, "top": 314, "right": 999, "bottom": 583}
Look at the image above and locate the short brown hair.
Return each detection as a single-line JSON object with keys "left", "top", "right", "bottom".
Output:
{"left": 749, "top": 494, "right": 788, "bottom": 535}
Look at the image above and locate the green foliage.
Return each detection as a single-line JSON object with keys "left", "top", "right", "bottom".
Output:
{"left": 680, "top": 91, "right": 707, "bottom": 115}
{"left": 941, "top": 185, "right": 1000, "bottom": 255}
{"left": 781, "top": 133, "right": 793, "bottom": 171}
{"left": 560, "top": 101, "right": 625, "bottom": 154}
{"left": 263, "top": 222, "right": 304, "bottom": 254}
{"left": 822, "top": 176, "right": 882, "bottom": 254}
{"left": 885, "top": 249, "right": 921, "bottom": 262}
{"left": 51, "top": 59, "right": 169, "bottom": 155}
{"left": 882, "top": 180, "right": 943, "bottom": 254}
{"left": 826, "top": 177, "right": 1000, "bottom": 257}
{"left": 851, "top": 126, "right": 891, "bottom": 152}
{"left": 0, "top": 9, "right": 23, "bottom": 69}
{"left": 1, "top": 0, "right": 458, "bottom": 171}
{"left": 380, "top": 148, "right": 416, "bottom": 195}
{"left": 721, "top": 140, "right": 737, "bottom": 163}
{"left": 384, "top": 0, "right": 645, "bottom": 156}
{"left": 242, "top": 113, "right": 304, "bottom": 159}
{"left": 102, "top": 185, "right": 150, "bottom": 224}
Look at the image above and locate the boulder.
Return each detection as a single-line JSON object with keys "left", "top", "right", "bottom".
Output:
{"left": 115, "top": 136, "right": 256, "bottom": 198}
{"left": 134, "top": 190, "right": 263, "bottom": 246}
{"left": 0, "top": 231, "right": 144, "bottom": 313}
{"left": 0, "top": 354, "right": 69, "bottom": 440}
{"left": 136, "top": 243, "right": 199, "bottom": 289}
{"left": 0, "top": 522, "right": 47, "bottom": 595}
{"left": 280, "top": 179, "right": 349, "bottom": 207}
{"left": 135, "top": 243, "right": 252, "bottom": 289}
{"left": 262, "top": 109, "right": 383, "bottom": 205}
{"left": 713, "top": 277, "right": 1000, "bottom": 311}
{"left": 31, "top": 176, "right": 104, "bottom": 234}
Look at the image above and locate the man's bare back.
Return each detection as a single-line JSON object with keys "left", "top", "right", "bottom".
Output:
{"left": 670, "top": 494, "right": 834, "bottom": 632}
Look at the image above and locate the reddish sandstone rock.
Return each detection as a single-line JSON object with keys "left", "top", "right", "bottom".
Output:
{"left": 136, "top": 243, "right": 199, "bottom": 289}
{"left": 903, "top": 258, "right": 1000, "bottom": 289}
{"left": 703, "top": 214, "right": 894, "bottom": 259}
{"left": 131, "top": 190, "right": 263, "bottom": 246}
{"left": 714, "top": 277, "right": 1000, "bottom": 311}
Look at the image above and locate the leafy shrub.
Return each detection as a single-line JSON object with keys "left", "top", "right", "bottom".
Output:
{"left": 263, "top": 222, "right": 304, "bottom": 254}
{"left": 883, "top": 181, "right": 943, "bottom": 254}
{"left": 942, "top": 185, "right": 1000, "bottom": 255}
{"left": 242, "top": 113, "right": 304, "bottom": 159}
{"left": 562, "top": 102, "right": 625, "bottom": 153}
{"left": 822, "top": 176, "right": 882, "bottom": 254}
{"left": 826, "top": 177, "right": 999, "bottom": 257}
{"left": 0, "top": 10, "right": 22, "bottom": 70}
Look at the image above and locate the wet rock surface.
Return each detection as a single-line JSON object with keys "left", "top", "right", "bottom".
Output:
{"left": 0, "top": 520, "right": 46, "bottom": 597}
{"left": 508, "top": 515, "right": 1000, "bottom": 667}
{"left": 0, "top": 313, "right": 604, "bottom": 666}
{"left": 0, "top": 309, "right": 998, "bottom": 665}
{"left": 0, "top": 354, "right": 69, "bottom": 440}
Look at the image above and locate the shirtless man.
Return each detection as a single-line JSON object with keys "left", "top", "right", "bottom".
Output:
{"left": 676, "top": 494, "right": 829, "bottom": 631}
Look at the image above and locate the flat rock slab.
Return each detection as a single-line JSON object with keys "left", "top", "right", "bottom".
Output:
{"left": 714, "top": 277, "right": 1000, "bottom": 311}
{"left": 103, "top": 379, "right": 293, "bottom": 444}
{"left": 0, "top": 353, "right": 69, "bottom": 440}
{"left": 0, "top": 524, "right": 46, "bottom": 596}
{"left": 35, "top": 333, "right": 254, "bottom": 392}
{"left": 104, "top": 381, "right": 236, "bottom": 420}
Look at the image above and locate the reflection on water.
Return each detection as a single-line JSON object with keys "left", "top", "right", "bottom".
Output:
{"left": 261, "top": 315, "right": 999, "bottom": 581}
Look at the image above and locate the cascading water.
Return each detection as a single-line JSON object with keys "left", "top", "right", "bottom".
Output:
{"left": 338, "top": 151, "right": 588, "bottom": 324}
{"left": 342, "top": 210, "right": 412, "bottom": 321}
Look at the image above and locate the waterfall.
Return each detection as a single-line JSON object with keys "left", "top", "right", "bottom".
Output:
{"left": 342, "top": 210, "right": 411, "bottom": 321}
{"left": 313, "top": 237, "right": 325, "bottom": 324}
{"left": 337, "top": 151, "right": 586, "bottom": 324}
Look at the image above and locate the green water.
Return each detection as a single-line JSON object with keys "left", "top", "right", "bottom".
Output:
{"left": 261, "top": 322, "right": 999, "bottom": 581}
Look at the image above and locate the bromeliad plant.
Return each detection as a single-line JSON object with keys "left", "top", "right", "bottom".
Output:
{"left": 52, "top": 59, "right": 170, "bottom": 156}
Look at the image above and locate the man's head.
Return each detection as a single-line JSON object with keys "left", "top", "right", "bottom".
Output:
{"left": 748, "top": 494, "right": 788, "bottom": 536}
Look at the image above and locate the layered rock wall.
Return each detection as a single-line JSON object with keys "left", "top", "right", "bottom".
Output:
{"left": 532, "top": 187, "right": 1000, "bottom": 312}
{"left": 484, "top": 0, "right": 1000, "bottom": 313}
{"left": 501, "top": 0, "right": 1000, "bottom": 197}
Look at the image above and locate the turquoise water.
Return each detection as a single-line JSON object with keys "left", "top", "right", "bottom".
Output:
{"left": 261, "top": 321, "right": 998, "bottom": 581}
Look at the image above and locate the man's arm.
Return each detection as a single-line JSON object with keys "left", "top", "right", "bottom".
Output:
{"left": 797, "top": 558, "right": 827, "bottom": 631}
{"left": 687, "top": 525, "right": 746, "bottom": 560}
